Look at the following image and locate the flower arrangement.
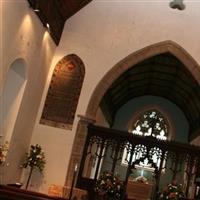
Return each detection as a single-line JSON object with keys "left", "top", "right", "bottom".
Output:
{"left": 159, "top": 180, "right": 185, "bottom": 200}
{"left": 94, "top": 171, "right": 124, "bottom": 200}
{"left": 0, "top": 141, "right": 9, "bottom": 165}
{"left": 22, "top": 144, "right": 46, "bottom": 189}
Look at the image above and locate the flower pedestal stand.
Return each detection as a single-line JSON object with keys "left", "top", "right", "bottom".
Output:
{"left": 0, "top": 165, "right": 4, "bottom": 185}
{"left": 25, "top": 167, "right": 33, "bottom": 189}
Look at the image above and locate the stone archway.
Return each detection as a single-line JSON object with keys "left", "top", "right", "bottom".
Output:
{"left": 86, "top": 40, "right": 200, "bottom": 119}
{"left": 65, "top": 40, "right": 200, "bottom": 186}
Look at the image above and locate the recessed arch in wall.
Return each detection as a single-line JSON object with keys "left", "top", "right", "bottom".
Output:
{"left": 40, "top": 54, "right": 85, "bottom": 129}
{"left": 1, "top": 58, "right": 27, "bottom": 142}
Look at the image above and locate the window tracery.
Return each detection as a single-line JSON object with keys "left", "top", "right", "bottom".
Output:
{"left": 132, "top": 110, "right": 168, "bottom": 140}
{"left": 122, "top": 109, "right": 169, "bottom": 170}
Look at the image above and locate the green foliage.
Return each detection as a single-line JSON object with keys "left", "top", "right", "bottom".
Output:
{"left": 94, "top": 171, "right": 124, "bottom": 200}
{"left": 22, "top": 144, "right": 46, "bottom": 172}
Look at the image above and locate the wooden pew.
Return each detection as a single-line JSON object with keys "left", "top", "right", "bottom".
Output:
{"left": 0, "top": 185, "right": 67, "bottom": 200}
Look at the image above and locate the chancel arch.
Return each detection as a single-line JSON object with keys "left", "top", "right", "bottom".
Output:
{"left": 66, "top": 40, "right": 200, "bottom": 191}
{"left": 40, "top": 54, "right": 85, "bottom": 130}
{"left": 86, "top": 40, "right": 200, "bottom": 120}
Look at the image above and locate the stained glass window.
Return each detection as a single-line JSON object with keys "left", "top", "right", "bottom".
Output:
{"left": 122, "top": 109, "right": 168, "bottom": 169}
{"left": 132, "top": 109, "right": 168, "bottom": 140}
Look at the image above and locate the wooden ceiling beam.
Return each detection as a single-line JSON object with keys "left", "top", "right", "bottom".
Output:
{"left": 27, "top": 0, "right": 92, "bottom": 45}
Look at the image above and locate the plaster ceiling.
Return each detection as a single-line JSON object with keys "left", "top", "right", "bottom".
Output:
{"left": 100, "top": 53, "right": 200, "bottom": 141}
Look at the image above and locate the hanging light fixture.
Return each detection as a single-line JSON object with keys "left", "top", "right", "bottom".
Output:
{"left": 170, "top": 0, "right": 185, "bottom": 10}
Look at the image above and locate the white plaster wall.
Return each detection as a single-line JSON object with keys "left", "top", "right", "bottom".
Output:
{"left": 31, "top": 0, "right": 200, "bottom": 194}
{"left": 1, "top": 0, "right": 56, "bottom": 184}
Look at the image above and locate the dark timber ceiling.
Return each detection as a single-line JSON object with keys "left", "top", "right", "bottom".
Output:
{"left": 27, "top": 0, "right": 92, "bottom": 45}
{"left": 100, "top": 53, "right": 200, "bottom": 141}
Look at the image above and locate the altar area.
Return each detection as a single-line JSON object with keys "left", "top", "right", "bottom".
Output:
{"left": 126, "top": 179, "right": 153, "bottom": 200}
{"left": 74, "top": 124, "right": 200, "bottom": 200}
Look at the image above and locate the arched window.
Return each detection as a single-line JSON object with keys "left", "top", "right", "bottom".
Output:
{"left": 40, "top": 54, "right": 85, "bottom": 129}
{"left": 132, "top": 109, "right": 168, "bottom": 140}
{"left": 122, "top": 109, "right": 169, "bottom": 169}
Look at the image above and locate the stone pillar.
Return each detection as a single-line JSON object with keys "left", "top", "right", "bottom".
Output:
{"left": 65, "top": 115, "right": 95, "bottom": 187}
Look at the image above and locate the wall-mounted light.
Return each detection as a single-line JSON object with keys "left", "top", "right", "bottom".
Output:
{"left": 30, "top": 0, "right": 40, "bottom": 12}
{"left": 33, "top": 7, "right": 40, "bottom": 12}
{"left": 46, "top": 23, "right": 50, "bottom": 29}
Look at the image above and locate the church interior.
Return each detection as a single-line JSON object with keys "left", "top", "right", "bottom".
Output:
{"left": 1, "top": 0, "right": 200, "bottom": 199}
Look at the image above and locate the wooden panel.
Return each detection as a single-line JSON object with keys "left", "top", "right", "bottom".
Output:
{"left": 0, "top": 185, "right": 66, "bottom": 200}
{"left": 126, "top": 180, "right": 153, "bottom": 200}
{"left": 40, "top": 54, "right": 85, "bottom": 129}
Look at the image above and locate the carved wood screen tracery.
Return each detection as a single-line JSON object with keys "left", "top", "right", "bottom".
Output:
{"left": 40, "top": 54, "right": 85, "bottom": 129}
{"left": 77, "top": 124, "right": 200, "bottom": 200}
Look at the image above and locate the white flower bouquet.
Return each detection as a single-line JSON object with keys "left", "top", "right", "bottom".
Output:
{"left": 0, "top": 141, "right": 9, "bottom": 165}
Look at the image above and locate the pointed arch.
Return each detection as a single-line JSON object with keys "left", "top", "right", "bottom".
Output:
{"left": 40, "top": 54, "right": 85, "bottom": 129}
{"left": 86, "top": 40, "right": 200, "bottom": 120}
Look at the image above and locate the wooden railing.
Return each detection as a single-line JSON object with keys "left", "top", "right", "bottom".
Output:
{"left": 77, "top": 124, "right": 200, "bottom": 200}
